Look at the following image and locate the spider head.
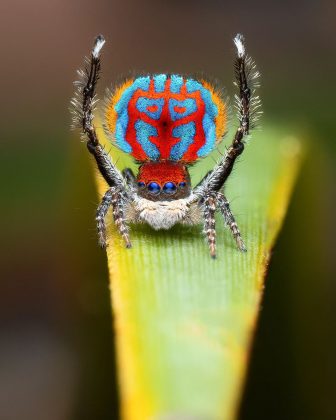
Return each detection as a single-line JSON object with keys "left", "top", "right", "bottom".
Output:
{"left": 136, "top": 161, "right": 191, "bottom": 201}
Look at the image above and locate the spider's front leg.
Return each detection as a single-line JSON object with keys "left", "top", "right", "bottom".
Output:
{"left": 96, "top": 187, "right": 131, "bottom": 249}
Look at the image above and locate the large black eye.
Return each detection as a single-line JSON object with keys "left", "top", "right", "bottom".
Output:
{"left": 163, "top": 182, "right": 177, "bottom": 194}
{"left": 147, "top": 182, "right": 161, "bottom": 194}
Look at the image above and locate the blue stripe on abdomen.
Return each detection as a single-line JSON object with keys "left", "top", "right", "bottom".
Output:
{"left": 170, "top": 122, "right": 196, "bottom": 160}
{"left": 197, "top": 114, "right": 216, "bottom": 157}
{"left": 185, "top": 78, "right": 218, "bottom": 157}
{"left": 135, "top": 119, "right": 160, "bottom": 160}
{"left": 115, "top": 111, "right": 132, "bottom": 153}
{"left": 170, "top": 75, "right": 183, "bottom": 93}
{"left": 153, "top": 74, "right": 167, "bottom": 92}
{"left": 114, "top": 77, "right": 150, "bottom": 153}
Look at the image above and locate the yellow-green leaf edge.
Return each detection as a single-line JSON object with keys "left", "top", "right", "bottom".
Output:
{"left": 94, "top": 124, "right": 303, "bottom": 420}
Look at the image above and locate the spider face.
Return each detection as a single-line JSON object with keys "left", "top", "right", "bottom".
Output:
{"left": 136, "top": 161, "right": 191, "bottom": 201}
{"left": 138, "top": 180, "right": 187, "bottom": 198}
{"left": 72, "top": 34, "right": 261, "bottom": 257}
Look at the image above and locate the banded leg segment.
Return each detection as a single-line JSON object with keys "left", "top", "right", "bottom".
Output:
{"left": 96, "top": 188, "right": 132, "bottom": 248}
{"left": 203, "top": 195, "right": 217, "bottom": 258}
{"left": 96, "top": 188, "right": 114, "bottom": 248}
{"left": 111, "top": 191, "right": 132, "bottom": 248}
{"left": 217, "top": 193, "right": 246, "bottom": 252}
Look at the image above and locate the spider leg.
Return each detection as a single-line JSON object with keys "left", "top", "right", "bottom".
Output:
{"left": 96, "top": 188, "right": 114, "bottom": 248}
{"left": 71, "top": 35, "right": 124, "bottom": 190}
{"left": 217, "top": 193, "right": 246, "bottom": 252}
{"left": 203, "top": 195, "right": 217, "bottom": 258}
{"left": 111, "top": 190, "right": 132, "bottom": 248}
{"left": 195, "top": 33, "right": 261, "bottom": 195}
{"left": 96, "top": 187, "right": 132, "bottom": 248}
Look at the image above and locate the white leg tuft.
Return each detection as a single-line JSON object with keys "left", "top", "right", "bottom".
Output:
{"left": 234, "top": 33, "right": 245, "bottom": 58}
{"left": 92, "top": 34, "right": 105, "bottom": 58}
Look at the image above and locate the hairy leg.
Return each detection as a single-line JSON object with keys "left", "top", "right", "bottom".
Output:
{"left": 96, "top": 188, "right": 132, "bottom": 248}
{"left": 203, "top": 195, "right": 217, "bottom": 258}
{"left": 111, "top": 190, "right": 132, "bottom": 248}
{"left": 96, "top": 188, "right": 114, "bottom": 248}
{"left": 217, "top": 193, "right": 246, "bottom": 252}
{"left": 71, "top": 35, "right": 125, "bottom": 189}
{"left": 195, "top": 34, "right": 261, "bottom": 195}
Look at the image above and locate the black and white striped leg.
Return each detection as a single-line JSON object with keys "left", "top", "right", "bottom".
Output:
{"left": 203, "top": 195, "right": 217, "bottom": 258}
{"left": 96, "top": 188, "right": 114, "bottom": 248}
{"left": 111, "top": 191, "right": 132, "bottom": 249}
{"left": 96, "top": 188, "right": 132, "bottom": 249}
{"left": 217, "top": 193, "right": 246, "bottom": 252}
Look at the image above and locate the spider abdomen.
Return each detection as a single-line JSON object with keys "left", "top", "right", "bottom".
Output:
{"left": 104, "top": 74, "right": 227, "bottom": 163}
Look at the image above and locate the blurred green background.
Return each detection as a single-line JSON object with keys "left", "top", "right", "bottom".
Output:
{"left": 0, "top": 0, "right": 335, "bottom": 419}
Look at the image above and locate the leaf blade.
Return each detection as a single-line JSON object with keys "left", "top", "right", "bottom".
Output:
{"left": 95, "top": 125, "right": 303, "bottom": 420}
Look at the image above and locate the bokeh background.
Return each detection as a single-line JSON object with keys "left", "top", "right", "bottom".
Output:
{"left": 1, "top": 0, "right": 335, "bottom": 419}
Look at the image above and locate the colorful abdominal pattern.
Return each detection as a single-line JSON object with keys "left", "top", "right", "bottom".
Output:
{"left": 105, "top": 74, "right": 227, "bottom": 162}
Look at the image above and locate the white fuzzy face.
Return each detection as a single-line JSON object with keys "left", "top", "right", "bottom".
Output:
{"left": 127, "top": 196, "right": 201, "bottom": 230}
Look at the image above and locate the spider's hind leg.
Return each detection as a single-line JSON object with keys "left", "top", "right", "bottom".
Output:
{"left": 217, "top": 193, "right": 246, "bottom": 252}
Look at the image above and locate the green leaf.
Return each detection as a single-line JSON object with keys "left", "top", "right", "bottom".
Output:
{"left": 94, "top": 124, "right": 303, "bottom": 420}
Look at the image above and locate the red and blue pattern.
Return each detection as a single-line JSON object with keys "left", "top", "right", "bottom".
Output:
{"left": 105, "top": 74, "right": 226, "bottom": 163}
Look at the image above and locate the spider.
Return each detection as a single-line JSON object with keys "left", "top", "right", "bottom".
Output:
{"left": 71, "top": 33, "right": 261, "bottom": 258}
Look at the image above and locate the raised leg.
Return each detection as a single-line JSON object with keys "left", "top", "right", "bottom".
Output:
{"left": 203, "top": 195, "right": 217, "bottom": 258}
{"left": 195, "top": 34, "right": 261, "bottom": 195}
{"left": 217, "top": 193, "right": 246, "bottom": 252}
{"left": 71, "top": 35, "right": 125, "bottom": 190}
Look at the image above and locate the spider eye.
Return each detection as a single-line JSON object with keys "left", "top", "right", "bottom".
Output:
{"left": 179, "top": 181, "right": 187, "bottom": 188}
{"left": 147, "top": 182, "right": 161, "bottom": 194}
{"left": 163, "top": 182, "right": 177, "bottom": 194}
{"left": 137, "top": 181, "right": 146, "bottom": 188}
